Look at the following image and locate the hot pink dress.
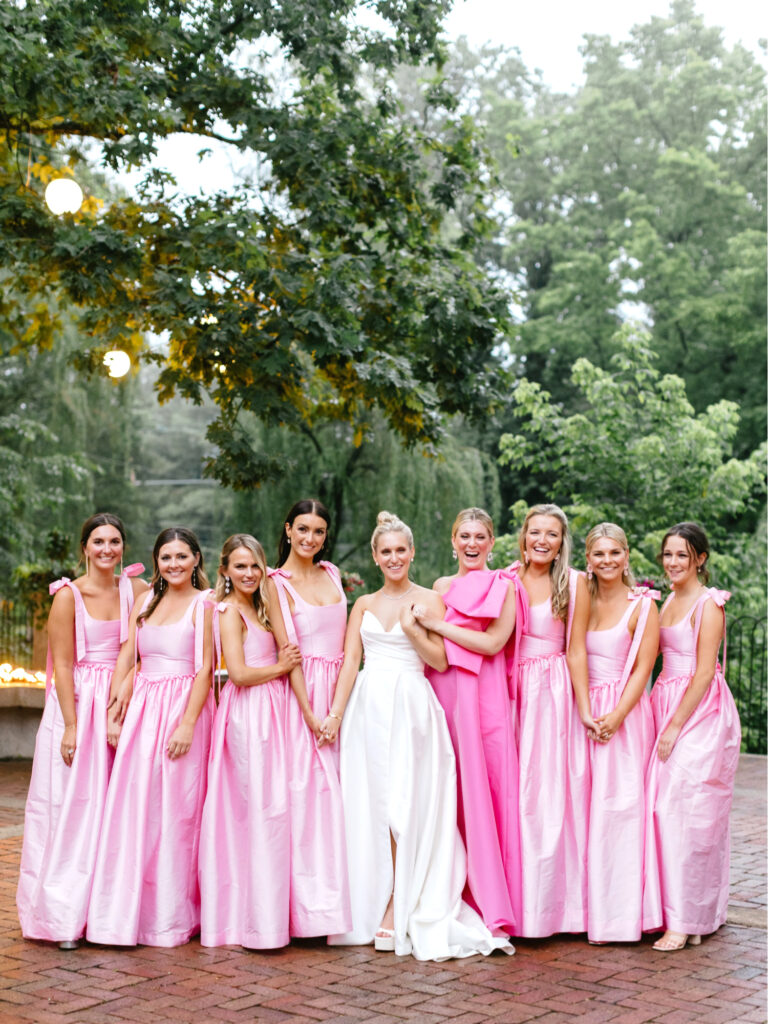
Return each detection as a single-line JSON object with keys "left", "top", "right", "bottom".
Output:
{"left": 17, "top": 568, "right": 141, "bottom": 943}
{"left": 585, "top": 594, "right": 658, "bottom": 941}
{"left": 643, "top": 588, "right": 740, "bottom": 936}
{"left": 270, "top": 562, "right": 351, "bottom": 936}
{"left": 86, "top": 590, "right": 213, "bottom": 947}
{"left": 426, "top": 570, "right": 521, "bottom": 932}
{"left": 514, "top": 574, "right": 589, "bottom": 936}
{"left": 199, "top": 605, "right": 290, "bottom": 948}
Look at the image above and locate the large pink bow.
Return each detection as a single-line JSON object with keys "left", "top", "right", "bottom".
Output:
{"left": 49, "top": 576, "right": 71, "bottom": 596}
{"left": 709, "top": 587, "right": 731, "bottom": 607}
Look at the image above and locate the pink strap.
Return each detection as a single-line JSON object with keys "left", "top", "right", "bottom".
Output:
{"left": 565, "top": 567, "right": 579, "bottom": 649}
{"left": 118, "top": 563, "right": 144, "bottom": 643}
{"left": 268, "top": 569, "right": 299, "bottom": 645}
{"left": 318, "top": 560, "right": 346, "bottom": 601}
{"left": 691, "top": 587, "right": 730, "bottom": 676}
{"left": 193, "top": 589, "right": 212, "bottom": 675}
{"left": 502, "top": 568, "right": 529, "bottom": 703}
{"left": 45, "top": 578, "right": 86, "bottom": 697}
{"left": 618, "top": 595, "right": 653, "bottom": 692}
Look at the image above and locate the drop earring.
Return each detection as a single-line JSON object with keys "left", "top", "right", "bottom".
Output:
{"left": 586, "top": 564, "right": 593, "bottom": 580}
{"left": 451, "top": 550, "right": 458, "bottom": 561}
{"left": 487, "top": 551, "right": 495, "bottom": 564}
{"left": 224, "top": 576, "right": 232, "bottom": 595}
{"left": 85, "top": 555, "right": 90, "bottom": 577}
{"left": 192, "top": 567, "right": 199, "bottom": 588}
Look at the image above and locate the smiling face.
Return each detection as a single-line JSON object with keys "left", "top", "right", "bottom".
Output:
{"left": 83, "top": 524, "right": 124, "bottom": 573}
{"left": 453, "top": 519, "right": 494, "bottom": 573}
{"left": 524, "top": 514, "right": 563, "bottom": 568}
{"left": 587, "top": 536, "right": 629, "bottom": 584}
{"left": 157, "top": 539, "right": 199, "bottom": 588}
{"left": 661, "top": 534, "right": 705, "bottom": 589}
{"left": 224, "top": 545, "right": 262, "bottom": 597}
{"left": 286, "top": 513, "right": 327, "bottom": 562}
{"left": 373, "top": 530, "right": 414, "bottom": 584}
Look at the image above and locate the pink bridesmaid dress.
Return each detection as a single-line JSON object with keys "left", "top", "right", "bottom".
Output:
{"left": 643, "top": 588, "right": 740, "bottom": 937}
{"left": 426, "top": 569, "right": 522, "bottom": 932}
{"left": 86, "top": 590, "right": 213, "bottom": 947}
{"left": 585, "top": 594, "right": 658, "bottom": 941}
{"left": 270, "top": 562, "right": 351, "bottom": 936}
{"left": 199, "top": 605, "right": 290, "bottom": 948}
{"left": 514, "top": 573, "right": 589, "bottom": 936}
{"left": 17, "top": 568, "right": 141, "bottom": 943}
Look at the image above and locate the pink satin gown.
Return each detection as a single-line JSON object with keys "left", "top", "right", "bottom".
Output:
{"left": 585, "top": 594, "right": 657, "bottom": 941}
{"left": 86, "top": 590, "right": 213, "bottom": 947}
{"left": 514, "top": 578, "right": 589, "bottom": 936}
{"left": 270, "top": 562, "right": 351, "bottom": 936}
{"left": 17, "top": 569, "right": 140, "bottom": 943}
{"left": 643, "top": 588, "right": 741, "bottom": 936}
{"left": 199, "top": 606, "right": 290, "bottom": 948}
{"left": 426, "top": 570, "right": 521, "bottom": 932}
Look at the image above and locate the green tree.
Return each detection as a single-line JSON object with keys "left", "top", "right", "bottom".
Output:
{"left": 0, "top": 0, "right": 511, "bottom": 487}
{"left": 497, "top": 325, "right": 766, "bottom": 610}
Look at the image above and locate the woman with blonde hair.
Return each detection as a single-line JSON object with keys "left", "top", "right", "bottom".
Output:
{"left": 326, "top": 512, "right": 513, "bottom": 960}
{"left": 568, "top": 522, "right": 660, "bottom": 942}
{"left": 415, "top": 507, "right": 521, "bottom": 933}
{"left": 199, "top": 534, "right": 302, "bottom": 948}
{"left": 510, "top": 503, "right": 591, "bottom": 936}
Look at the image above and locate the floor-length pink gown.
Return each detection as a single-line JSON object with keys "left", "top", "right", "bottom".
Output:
{"left": 270, "top": 562, "right": 351, "bottom": 936}
{"left": 86, "top": 590, "right": 213, "bottom": 947}
{"left": 643, "top": 588, "right": 740, "bottom": 936}
{"left": 514, "top": 573, "right": 589, "bottom": 936}
{"left": 17, "top": 568, "right": 141, "bottom": 942}
{"left": 426, "top": 569, "right": 521, "bottom": 932}
{"left": 200, "top": 605, "right": 290, "bottom": 948}
{"left": 585, "top": 594, "right": 658, "bottom": 941}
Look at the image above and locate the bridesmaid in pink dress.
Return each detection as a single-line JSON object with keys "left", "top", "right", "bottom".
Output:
{"left": 270, "top": 499, "right": 351, "bottom": 937}
{"left": 17, "top": 514, "right": 146, "bottom": 949}
{"left": 512, "top": 503, "right": 592, "bottom": 936}
{"left": 86, "top": 527, "right": 214, "bottom": 947}
{"left": 416, "top": 507, "right": 521, "bottom": 933}
{"left": 644, "top": 523, "right": 740, "bottom": 952}
{"left": 199, "top": 534, "right": 302, "bottom": 948}
{"left": 568, "top": 523, "right": 660, "bottom": 942}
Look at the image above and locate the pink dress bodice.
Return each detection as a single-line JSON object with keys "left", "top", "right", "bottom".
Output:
{"left": 241, "top": 614, "right": 278, "bottom": 666}
{"left": 138, "top": 598, "right": 197, "bottom": 677}
{"left": 657, "top": 615, "right": 700, "bottom": 680}
{"left": 585, "top": 603, "right": 634, "bottom": 687}
{"left": 79, "top": 606, "right": 121, "bottom": 664}
{"left": 519, "top": 600, "right": 565, "bottom": 660}
{"left": 273, "top": 564, "right": 346, "bottom": 658}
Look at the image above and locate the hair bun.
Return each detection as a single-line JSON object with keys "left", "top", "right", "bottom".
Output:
{"left": 376, "top": 511, "right": 399, "bottom": 527}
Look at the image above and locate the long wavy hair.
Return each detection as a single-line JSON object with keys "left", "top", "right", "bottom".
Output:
{"left": 216, "top": 534, "right": 271, "bottom": 631}
{"left": 585, "top": 522, "right": 636, "bottom": 598}
{"left": 138, "top": 527, "right": 209, "bottom": 626}
{"left": 518, "top": 503, "right": 572, "bottom": 622}
{"left": 659, "top": 521, "right": 711, "bottom": 585}
{"left": 276, "top": 499, "right": 331, "bottom": 567}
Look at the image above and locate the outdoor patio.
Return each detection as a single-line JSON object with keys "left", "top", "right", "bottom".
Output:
{"left": 0, "top": 756, "right": 764, "bottom": 1024}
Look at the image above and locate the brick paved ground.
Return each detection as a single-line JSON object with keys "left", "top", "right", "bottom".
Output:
{"left": 0, "top": 756, "right": 764, "bottom": 1024}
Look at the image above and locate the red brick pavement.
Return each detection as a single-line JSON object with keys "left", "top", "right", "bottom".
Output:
{"left": 0, "top": 757, "right": 764, "bottom": 1024}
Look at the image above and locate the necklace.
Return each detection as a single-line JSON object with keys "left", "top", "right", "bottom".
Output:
{"left": 380, "top": 583, "right": 415, "bottom": 601}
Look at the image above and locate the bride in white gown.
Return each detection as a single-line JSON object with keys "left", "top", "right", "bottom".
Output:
{"left": 323, "top": 512, "right": 514, "bottom": 961}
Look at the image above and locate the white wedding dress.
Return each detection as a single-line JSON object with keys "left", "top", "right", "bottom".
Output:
{"left": 329, "top": 611, "right": 514, "bottom": 960}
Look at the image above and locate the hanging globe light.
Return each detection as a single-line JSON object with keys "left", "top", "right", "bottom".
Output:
{"left": 44, "top": 178, "right": 84, "bottom": 215}
{"left": 103, "top": 350, "right": 131, "bottom": 378}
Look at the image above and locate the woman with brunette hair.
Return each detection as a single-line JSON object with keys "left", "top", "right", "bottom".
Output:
{"left": 416, "top": 507, "right": 521, "bottom": 933}
{"left": 568, "top": 523, "right": 660, "bottom": 943}
{"left": 511, "top": 503, "right": 591, "bottom": 937}
{"left": 199, "top": 534, "right": 301, "bottom": 949}
{"left": 17, "top": 514, "right": 146, "bottom": 949}
{"left": 643, "top": 523, "right": 740, "bottom": 952}
{"left": 270, "top": 500, "right": 351, "bottom": 937}
{"left": 86, "top": 527, "right": 214, "bottom": 947}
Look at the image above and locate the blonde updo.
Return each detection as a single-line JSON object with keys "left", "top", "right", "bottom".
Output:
{"left": 370, "top": 511, "right": 414, "bottom": 552}
{"left": 585, "top": 522, "right": 635, "bottom": 597}
{"left": 451, "top": 507, "right": 495, "bottom": 538}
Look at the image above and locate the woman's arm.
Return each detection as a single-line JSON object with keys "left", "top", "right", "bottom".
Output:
{"left": 413, "top": 582, "right": 516, "bottom": 656}
{"left": 219, "top": 602, "right": 301, "bottom": 687}
{"left": 657, "top": 598, "right": 723, "bottom": 761}
{"left": 401, "top": 591, "right": 448, "bottom": 671}
{"left": 167, "top": 603, "right": 214, "bottom": 759}
{"left": 565, "top": 574, "right": 601, "bottom": 738}
{"left": 596, "top": 600, "right": 659, "bottom": 741}
{"left": 47, "top": 588, "right": 78, "bottom": 766}
{"left": 317, "top": 598, "right": 367, "bottom": 745}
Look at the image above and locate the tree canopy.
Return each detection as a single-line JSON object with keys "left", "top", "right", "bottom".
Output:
{"left": 1, "top": 0, "right": 510, "bottom": 486}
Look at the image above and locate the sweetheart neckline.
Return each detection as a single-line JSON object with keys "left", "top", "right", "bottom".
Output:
{"left": 362, "top": 609, "right": 404, "bottom": 634}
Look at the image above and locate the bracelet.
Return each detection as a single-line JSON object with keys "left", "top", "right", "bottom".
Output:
{"left": 328, "top": 711, "right": 342, "bottom": 721}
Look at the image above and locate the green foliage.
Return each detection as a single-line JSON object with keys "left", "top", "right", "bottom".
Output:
{"left": 497, "top": 325, "right": 766, "bottom": 610}
{"left": 0, "top": 0, "right": 510, "bottom": 485}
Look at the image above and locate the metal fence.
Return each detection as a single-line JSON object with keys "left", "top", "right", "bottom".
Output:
{"left": 728, "top": 615, "right": 767, "bottom": 754}
{"left": 0, "top": 600, "right": 34, "bottom": 667}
